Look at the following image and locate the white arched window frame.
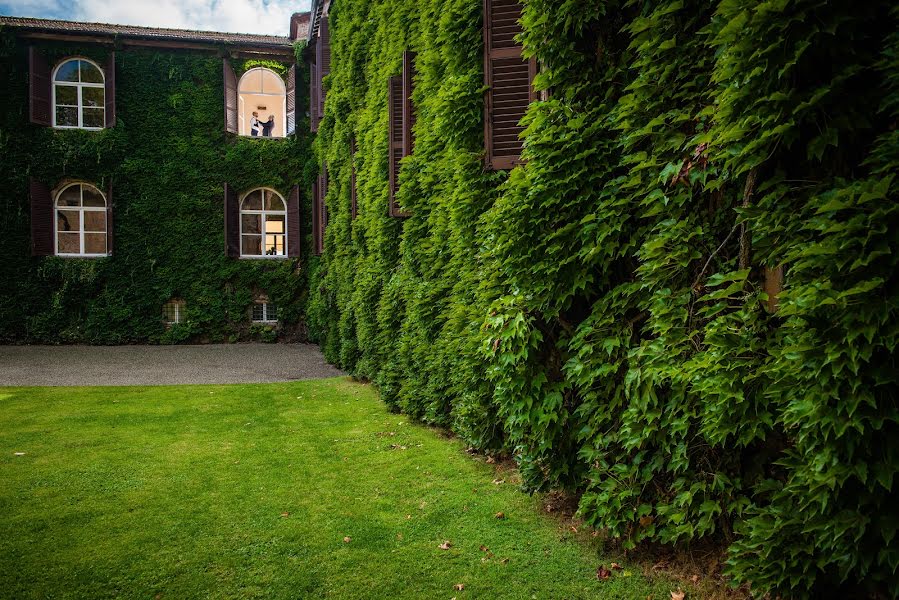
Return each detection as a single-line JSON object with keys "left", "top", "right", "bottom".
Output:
{"left": 52, "top": 58, "right": 105, "bottom": 130}
{"left": 237, "top": 67, "right": 287, "bottom": 138}
{"left": 240, "top": 188, "right": 287, "bottom": 258}
{"left": 54, "top": 182, "right": 108, "bottom": 257}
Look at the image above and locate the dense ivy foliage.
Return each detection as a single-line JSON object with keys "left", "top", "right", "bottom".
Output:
{"left": 308, "top": 0, "right": 898, "bottom": 596}
{"left": 0, "top": 34, "right": 313, "bottom": 343}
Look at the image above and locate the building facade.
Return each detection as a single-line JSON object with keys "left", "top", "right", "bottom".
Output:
{"left": 0, "top": 15, "right": 316, "bottom": 343}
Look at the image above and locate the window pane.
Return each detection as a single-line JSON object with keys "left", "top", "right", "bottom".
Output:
{"left": 252, "top": 303, "right": 265, "bottom": 321}
{"left": 82, "top": 108, "right": 104, "bottom": 128}
{"left": 57, "top": 210, "right": 80, "bottom": 232}
{"left": 267, "top": 303, "right": 278, "bottom": 320}
{"left": 84, "top": 233, "right": 106, "bottom": 254}
{"left": 57, "top": 232, "right": 80, "bottom": 254}
{"left": 82, "top": 186, "right": 105, "bottom": 207}
{"left": 242, "top": 191, "right": 262, "bottom": 210}
{"left": 55, "top": 85, "right": 77, "bottom": 106}
{"left": 240, "top": 69, "right": 263, "bottom": 94}
{"left": 261, "top": 69, "right": 283, "bottom": 94}
{"left": 83, "top": 210, "right": 106, "bottom": 232}
{"left": 82, "top": 86, "right": 105, "bottom": 107}
{"left": 80, "top": 61, "right": 104, "bottom": 83}
{"left": 265, "top": 214, "right": 285, "bottom": 234}
{"left": 264, "top": 191, "right": 285, "bottom": 211}
{"left": 241, "top": 213, "right": 261, "bottom": 234}
{"left": 242, "top": 235, "right": 262, "bottom": 256}
{"left": 57, "top": 186, "right": 81, "bottom": 207}
{"left": 55, "top": 60, "right": 79, "bottom": 82}
{"left": 56, "top": 106, "right": 78, "bottom": 127}
{"left": 264, "top": 234, "right": 285, "bottom": 256}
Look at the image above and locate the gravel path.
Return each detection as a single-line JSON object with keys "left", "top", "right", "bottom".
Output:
{"left": 0, "top": 344, "right": 344, "bottom": 387}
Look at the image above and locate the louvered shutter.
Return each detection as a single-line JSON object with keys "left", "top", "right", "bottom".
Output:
{"left": 223, "top": 60, "right": 238, "bottom": 134}
{"left": 287, "top": 184, "right": 301, "bottom": 257}
{"left": 106, "top": 181, "right": 114, "bottom": 255}
{"left": 350, "top": 138, "right": 358, "bottom": 220}
{"left": 286, "top": 64, "right": 297, "bottom": 136}
{"left": 387, "top": 76, "right": 409, "bottom": 218}
{"left": 484, "top": 0, "right": 533, "bottom": 170}
{"left": 29, "top": 47, "right": 51, "bottom": 126}
{"left": 310, "top": 52, "right": 320, "bottom": 132}
{"left": 312, "top": 173, "right": 323, "bottom": 256}
{"left": 317, "top": 16, "right": 331, "bottom": 118}
{"left": 402, "top": 51, "right": 417, "bottom": 157}
{"left": 105, "top": 52, "right": 116, "bottom": 128}
{"left": 30, "top": 178, "right": 53, "bottom": 256}
{"left": 224, "top": 183, "right": 239, "bottom": 257}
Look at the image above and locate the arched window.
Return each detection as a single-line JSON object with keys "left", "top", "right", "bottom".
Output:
{"left": 55, "top": 183, "right": 107, "bottom": 256}
{"left": 53, "top": 58, "right": 105, "bottom": 129}
{"left": 240, "top": 188, "right": 287, "bottom": 257}
{"left": 238, "top": 67, "right": 286, "bottom": 138}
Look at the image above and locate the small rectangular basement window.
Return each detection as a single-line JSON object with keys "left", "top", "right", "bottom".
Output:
{"left": 163, "top": 299, "right": 186, "bottom": 325}
{"left": 252, "top": 302, "right": 278, "bottom": 323}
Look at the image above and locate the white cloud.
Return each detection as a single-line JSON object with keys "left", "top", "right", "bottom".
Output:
{"left": 4, "top": 0, "right": 312, "bottom": 36}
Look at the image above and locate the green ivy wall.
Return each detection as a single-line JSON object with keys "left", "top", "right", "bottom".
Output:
{"left": 0, "top": 32, "right": 314, "bottom": 344}
{"left": 308, "top": 0, "right": 899, "bottom": 596}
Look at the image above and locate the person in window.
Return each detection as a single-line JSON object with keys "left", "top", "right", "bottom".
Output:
{"left": 250, "top": 111, "right": 261, "bottom": 137}
{"left": 261, "top": 115, "right": 275, "bottom": 138}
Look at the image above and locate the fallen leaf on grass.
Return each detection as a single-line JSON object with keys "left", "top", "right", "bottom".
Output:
{"left": 610, "top": 562, "right": 623, "bottom": 570}
{"left": 343, "top": 536, "right": 351, "bottom": 543}
{"left": 454, "top": 583, "right": 465, "bottom": 591}
{"left": 439, "top": 541, "right": 452, "bottom": 550}
{"left": 485, "top": 456, "right": 495, "bottom": 464}
{"left": 280, "top": 512, "right": 290, "bottom": 518}
{"left": 690, "top": 574, "right": 700, "bottom": 583}
{"left": 671, "top": 590, "right": 685, "bottom": 600}
{"left": 500, "top": 558, "right": 509, "bottom": 565}
{"left": 596, "top": 565, "right": 612, "bottom": 580}
{"left": 652, "top": 561, "right": 669, "bottom": 571}
{"left": 492, "top": 479, "right": 504, "bottom": 485}
{"left": 13, "top": 452, "right": 25, "bottom": 456}
{"left": 569, "top": 525, "right": 578, "bottom": 533}
{"left": 495, "top": 512, "right": 505, "bottom": 519}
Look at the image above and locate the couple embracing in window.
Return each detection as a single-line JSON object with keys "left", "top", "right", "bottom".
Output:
{"left": 251, "top": 111, "right": 275, "bottom": 137}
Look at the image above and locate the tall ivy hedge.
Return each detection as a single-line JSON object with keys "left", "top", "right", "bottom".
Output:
{"left": 0, "top": 33, "right": 314, "bottom": 343}
{"left": 308, "top": 0, "right": 899, "bottom": 596}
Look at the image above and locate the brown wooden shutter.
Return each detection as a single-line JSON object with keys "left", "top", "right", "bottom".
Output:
{"left": 388, "top": 76, "right": 409, "bottom": 217}
{"left": 318, "top": 16, "right": 331, "bottom": 118}
{"left": 286, "top": 64, "right": 297, "bottom": 136}
{"left": 106, "top": 181, "right": 114, "bottom": 255}
{"left": 29, "top": 47, "right": 51, "bottom": 126}
{"left": 484, "top": 0, "right": 533, "bottom": 170}
{"left": 350, "top": 138, "right": 358, "bottom": 220}
{"left": 402, "top": 51, "right": 417, "bottom": 158}
{"left": 287, "top": 184, "right": 301, "bottom": 257}
{"left": 763, "top": 266, "right": 784, "bottom": 313}
{"left": 105, "top": 52, "right": 116, "bottom": 128}
{"left": 224, "top": 183, "right": 239, "bottom": 257}
{"left": 310, "top": 50, "right": 320, "bottom": 132}
{"left": 223, "top": 59, "right": 238, "bottom": 134}
{"left": 30, "top": 178, "right": 53, "bottom": 256}
{"left": 312, "top": 172, "right": 324, "bottom": 256}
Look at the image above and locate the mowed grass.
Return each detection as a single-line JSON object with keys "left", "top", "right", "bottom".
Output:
{"left": 0, "top": 379, "right": 677, "bottom": 599}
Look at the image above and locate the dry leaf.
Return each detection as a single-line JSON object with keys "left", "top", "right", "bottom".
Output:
{"left": 639, "top": 515, "right": 654, "bottom": 527}
{"left": 493, "top": 338, "right": 500, "bottom": 352}
{"left": 495, "top": 512, "right": 505, "bottom": 519}
{"left": 569, "top": 526, "right": 578, "bottom": 533}
{"left": 343, "top": 536, "right": 351, "bottom": 543}
{"left": 671, "top": 590, "right": 685, "bottom": 600}
{"left": 13, "top": 452, "right": 25, "bottom": 456}
{"left": 610, "top": 562, "right": 623, "bottom": 570}
{"left": 690, "top": 574, "right": 700, "bottom": 584}
{"left": 652, "top": 561, "right": 669, "bottom": 571}
{"left": 492, "top": 479, "right": 504, "bottom": 485}
{"left": 500, "top": 558, "right": 509, "bottom": 564}
{"left": 406, "top": 514, "right": 412, "bottom": 519}
{"left": 596, "top": 565, "right": 612, "bottom": 580}
{"left": 485, "top": 456, "right": 495, "bottom": 464}
{"left": 454, "top": 583, "right": 465, "bottom": 591}
{"left": 439, "top": 541, "right": 452, "bottom": 550}
{"left": 280, "top": 512, "right": 290, "bottom": 518}
{"left": 479, "top": 545, "right": 489, "bottom": 552}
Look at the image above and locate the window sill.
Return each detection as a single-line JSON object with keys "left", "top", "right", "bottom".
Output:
{"left": 55, "top": 253, "right": 110, "bottom": 258}
{"left": 53, "top": 126, "right": 105, "bottom": 132}
{"left": 239, "top": 255, "right": 290, "bottom": 260}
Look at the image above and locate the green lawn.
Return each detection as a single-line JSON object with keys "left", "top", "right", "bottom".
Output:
{"left": 0, "top": 379, "right": 680, "bottom": 599}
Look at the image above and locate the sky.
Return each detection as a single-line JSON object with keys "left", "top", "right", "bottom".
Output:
{"left": 0, "top": 0, "right": 312, "bottom": 36}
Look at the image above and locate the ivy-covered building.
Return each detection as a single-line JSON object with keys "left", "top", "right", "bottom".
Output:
{"left": 0, "top": 14, "right": 314, "bottom": 344}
